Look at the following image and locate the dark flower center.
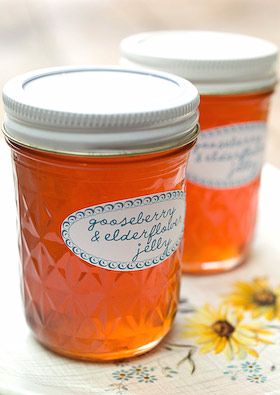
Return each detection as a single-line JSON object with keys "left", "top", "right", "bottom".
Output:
{"left": 144, "top": 376, "right": 150, "bottom": 380}
{"left": 253, "top": 290, "right": 276, "bottom": 306}
{"left": 212, "top": 320, "right": 235, "bottom": 337}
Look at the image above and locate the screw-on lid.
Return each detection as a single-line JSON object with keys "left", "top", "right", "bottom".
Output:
{"left": 120, "top": 31, "right": 278, "bottom": 94}
{"left": 2, "top": 66, "right": 199, "bottom": 156}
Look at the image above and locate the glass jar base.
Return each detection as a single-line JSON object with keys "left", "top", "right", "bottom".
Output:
{"left": 182, "top": 254, "right": 247, "bottom": 274}
{"left": 37, "top": 336, "right": 164, "bottom": 362}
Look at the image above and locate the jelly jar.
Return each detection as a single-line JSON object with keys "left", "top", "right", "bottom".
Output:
{"left": 2, "top": 66, "right": 199, "bottom": 360}
{"left": 121, "top": 31, "right": 278, "bottom": 273}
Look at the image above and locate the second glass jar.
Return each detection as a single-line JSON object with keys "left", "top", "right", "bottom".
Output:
{"left": 121, "top": 30, "right": 278, "bottom": 273}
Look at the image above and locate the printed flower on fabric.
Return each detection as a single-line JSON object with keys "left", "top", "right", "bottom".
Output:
{"left": 247, "top": 374, "right": 267, "bottom": 384}
{"left": 137, "top": 374, "right": 157, "bottom": 384}
{"left": 162, "top": 367, "right": 178, "bottom": 378}
{"left": 129, "top": 365, "right": 149, "bottom": 376}
{"left": 241, "top": 361, "right": 261, "bottom": 373}
{"left": 225, "top": 278, "right": 280, "bottom": 320}
{"left": 112, "top": 369, "right": 133, "bottom": 381}
{"left": 183, "top": 303, "right": 272, "bottom": 361}
{"left": 223, "top": 365, "right": 238, "bottom": 380}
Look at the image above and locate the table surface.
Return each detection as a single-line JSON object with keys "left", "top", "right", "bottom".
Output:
{"left": 1, "top": 142, "right": 280, "bottom": 395}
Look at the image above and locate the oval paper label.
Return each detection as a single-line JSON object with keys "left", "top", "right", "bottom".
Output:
{"left": 187, "top": 122, "right": 267, "bottom": 188}
{"left": 61, "top": 191, "right": 185, "bottom": 271}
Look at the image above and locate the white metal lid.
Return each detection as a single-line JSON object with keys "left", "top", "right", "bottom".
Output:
{"left": 120, "top": 31, "right": 278, "bottom": 94}
{"left": 2, "top": 66, "right": 199, "bottom": 156}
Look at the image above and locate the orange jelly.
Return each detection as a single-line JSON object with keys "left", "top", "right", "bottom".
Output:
{"left": 121, "top": 30, "right": 278, "bottom": 273}
{"left": 10, "top": 143, "right": 195, "bottom": 360}
{"left": 3, "top": 66, "right": 199, "bottom": 360}
{"left": 183, "top": 92, "right": 272, "bottom": 272}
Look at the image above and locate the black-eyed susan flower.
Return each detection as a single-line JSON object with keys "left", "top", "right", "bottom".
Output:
{"left": 225, "top": 278, "right": 280, "bottom": 320}
{"left": 183, "top": 303, "right": 272, "bottom": 361}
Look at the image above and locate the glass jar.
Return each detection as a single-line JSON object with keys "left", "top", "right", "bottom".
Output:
{"left": 121, "top": 31, "right": 278, "bottom": 274}
{"left": 2, "top": 66, "right": 199, "bottom": 360}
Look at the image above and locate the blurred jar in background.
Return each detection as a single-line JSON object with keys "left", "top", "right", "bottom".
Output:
{"left": 2, "top": 66, "right": 199, "bottom": 360}
{"left": 121, "top": 30, "right": 278, "bottom": 274}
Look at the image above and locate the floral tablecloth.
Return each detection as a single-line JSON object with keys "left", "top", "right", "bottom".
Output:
{"left": 0, "top": 141, "right": 280, "bottom": 395}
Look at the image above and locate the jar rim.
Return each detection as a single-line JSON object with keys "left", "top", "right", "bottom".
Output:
{"left": 2, "top": 66, "right": 200, "bottom": 155}
{"left": 120, "top": 31, "right": 278, "bottom": 94}
{"left": 3, "top": 123, "right": 200, "bottom": 157}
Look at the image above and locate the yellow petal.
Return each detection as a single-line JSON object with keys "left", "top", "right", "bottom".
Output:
{"left": 218, "top": 303, "right": 228, "bottom": 317}
{"left": 195, "top": 334, "right": 219, "bottom": 345}
{"left": 199, "top": 341, "right": 217, "bottom": 353}
{"left": 225, "top": 311, "right": 238, "bottom": 327}
{"left": 274, "top": 286, "right": 280, "bottom": 294}
{"left": 224, "top": 297, "right": 243, "bottom": 305}
{"left": 223, "top": 340, "right": 233, "bottom": 361}
{"left": 214, "top": 336, "right": 227, "bottom": 354}
{"left": 229, "top": 337, "right": 239, "bottom": 354}
{"left": 240, "top": 322, "right": 264, "bottom": 329}
{"left": 253, "top": 328, "right": 273, "bottom": 335}
{"left": 205, "top": 303, "right": 221, "bottom": 317}
{"left": 185, "top": 319, "right": 213, "bottom": 328}
{"left": 234, "top": 308, "right": 244, "bottom": 323}
{"left": 236, "top": 344, "right": 246, "bottom": 360}
{"left": 258, "top": 337, "right": 274, "bottom": 345}
{"left": 183, "top": 327, "right": 215, "bottom": 337}
{"left": 195, "top": 305, "right": 219, "bottom": 323}
{"left": 236, "top": 327, "right": 257, "bottom": 338}
{"left": 243, "top": 346, "right": 259, "bottom": 358}
{"left": 265, "top": 307, "right": 275, "bottom": 321}
{"left": 184, "top": 324, "right": 210, "bottom": 334}
{"left": 251, "top": 309, "right": 263, "bottom": 318}
{"left": 232, "top": 332, "right": 258, "bottom": 346}
{"left": 234, "top": 281, "right": 254, "bottom": 292}
{"left": 253, "top": 278, "right": 269, "bottom": 289}
{"left": 227, "top": 295, "right": 251, "bottom": 304}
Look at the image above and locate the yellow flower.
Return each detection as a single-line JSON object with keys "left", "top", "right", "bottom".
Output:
{"left": 225, "top": 278, "right": 280, "bottom": 320}
{"left": 183, "top": 303, "right": 272, "bottom": 361}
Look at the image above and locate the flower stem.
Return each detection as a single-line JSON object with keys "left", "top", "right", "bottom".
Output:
{"left": 167, "top": 343, "right": 197, "bottom": 348}
{"left": 176, "top": 348, "right": 196, "bottom": 374}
